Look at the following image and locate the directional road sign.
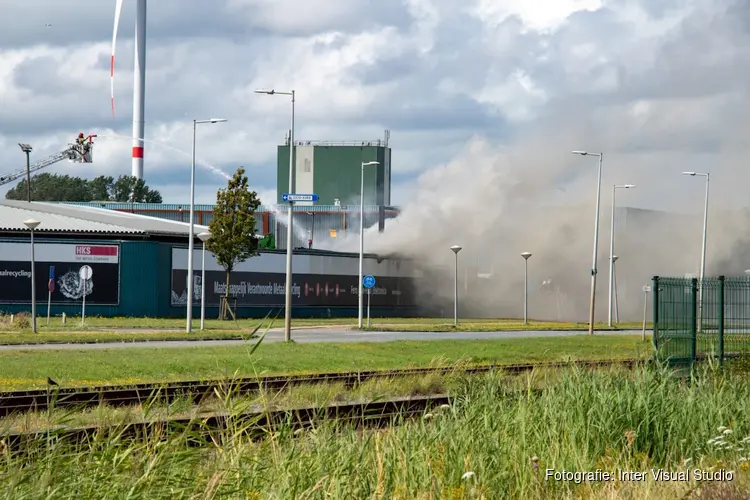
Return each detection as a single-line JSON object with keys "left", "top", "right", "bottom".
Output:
{"left": 642, "top": 285, "right": 652, "bottom": 293}
{"left": 281, "top": 193, "right": 319, "bottom": 203}
{"left": 363, "top": 275, "right": 376, "bottom": 289}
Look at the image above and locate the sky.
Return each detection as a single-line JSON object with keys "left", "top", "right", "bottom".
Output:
{"left": 0, "top": 0, "right": 748, "bottom": 210}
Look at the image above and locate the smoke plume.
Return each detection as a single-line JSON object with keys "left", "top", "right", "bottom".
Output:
{"left": 325, "top": 0, "right": 750, "bottom": 321}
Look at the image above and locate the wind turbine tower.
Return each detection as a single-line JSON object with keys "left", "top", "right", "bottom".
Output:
{"left": 111, "top": 0, "right": 147, "bottom": 180}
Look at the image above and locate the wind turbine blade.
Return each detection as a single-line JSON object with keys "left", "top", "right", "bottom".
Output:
{"left": 111, "top": 0, "right": 124, "bottom": 117}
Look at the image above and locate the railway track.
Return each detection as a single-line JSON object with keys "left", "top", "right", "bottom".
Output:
{"left": 3, "top": 394, "right": 455, "bottom": 454}
{"left": 0, "top": 358, "right": 647, "bottom": 416}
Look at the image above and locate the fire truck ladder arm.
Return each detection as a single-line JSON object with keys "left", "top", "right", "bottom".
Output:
{"left": 0, "top": 143, "right": 91, "bottom": 188}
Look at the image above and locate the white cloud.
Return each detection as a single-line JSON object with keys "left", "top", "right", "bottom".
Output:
{"left": 473, "top": 0, "right": 603, "bottom": 32}
{"left": 0, "top": 0, "right": 748, "bottom": 216}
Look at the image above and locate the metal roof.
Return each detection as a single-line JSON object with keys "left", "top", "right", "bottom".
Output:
{"left": 62, "top": 202, "right": 402, "bottom": 212}
{"left": 0, "top": 200, "right": 209, "bottom": 236}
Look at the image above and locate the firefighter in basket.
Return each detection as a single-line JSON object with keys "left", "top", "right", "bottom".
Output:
{"left": 74, "top": 132, "right": 95, "bottom": 162}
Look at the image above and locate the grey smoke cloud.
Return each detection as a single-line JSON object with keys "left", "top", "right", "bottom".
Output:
{"left": 321, "top": 0, "right": 750, "bottom": 321}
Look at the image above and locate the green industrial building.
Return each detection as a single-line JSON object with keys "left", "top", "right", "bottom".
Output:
{"left": 0, "top": 199, "right": 419, "bottom": 319}
{"left": 276, "top": 132, "right": 392, "bottom": 207}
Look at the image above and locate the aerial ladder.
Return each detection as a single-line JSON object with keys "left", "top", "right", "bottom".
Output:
{"left": 0, "top": 134, "right": 96, "bottom": 187}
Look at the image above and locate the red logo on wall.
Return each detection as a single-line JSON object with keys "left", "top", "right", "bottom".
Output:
{"left": 76, "top": 246, "right": 118, "bottom": 256}
{"left": 335, "top": 284, "right": 340, "bottom": 297}
{"left": 315, "top": 283, "right": 320, "bottom": 296}
{"left": 304, "top": 283, "right": 309, "bottom": 296}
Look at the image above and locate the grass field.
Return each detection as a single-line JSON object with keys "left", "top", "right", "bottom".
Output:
{"left": 0, "top": 335, "right": 650, "bottom": 390}
{"left": 0, "top": 313, "right": 650, "bottom": 345}
{"left": 3, "top": 365, "right": 748, "bottom": 499}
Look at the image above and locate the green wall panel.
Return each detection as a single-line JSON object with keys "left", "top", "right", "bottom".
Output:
{"left": 277, "top": 145, "right": 387, "bottom": 206}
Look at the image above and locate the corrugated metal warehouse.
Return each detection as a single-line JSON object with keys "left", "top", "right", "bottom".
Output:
{"left": 0, "top": 200, "right": 420, "bottom": 319}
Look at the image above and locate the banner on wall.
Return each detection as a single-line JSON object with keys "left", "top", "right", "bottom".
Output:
{"left": 170, "top": 269, "right": 416, "bottom": 308}
{"left": 169, "top": 248, "right": 417, "bottom": 308}
{"left": 0, "top": 243, "right": 120, "bottom": 305}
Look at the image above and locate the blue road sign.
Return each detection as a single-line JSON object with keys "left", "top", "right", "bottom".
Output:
{"left": 363, "top": 275, "right": 376, "bottom": 289}
{"left": 281, "top": 193, "right": 319, "bottom": 203}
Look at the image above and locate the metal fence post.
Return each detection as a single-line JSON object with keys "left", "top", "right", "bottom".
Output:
{"left": 691, "top": 278, "right": 698, "bottom": 366}
{"left": 652, "top": 276, "right": 660, "bottom": 353}
{"left": 718, "top": 275, "right": 725, "bottom": 367}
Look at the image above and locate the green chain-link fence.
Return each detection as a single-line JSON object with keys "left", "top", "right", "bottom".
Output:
{"left": 653, "top": 276, "right": 750, "bottom": 365}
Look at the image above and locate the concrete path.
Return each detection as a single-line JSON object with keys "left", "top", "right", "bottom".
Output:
{"left": 0, "top": 329, "right": 647, "bottom": 351}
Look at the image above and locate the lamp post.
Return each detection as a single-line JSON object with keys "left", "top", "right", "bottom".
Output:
{"left": 19, "top": 144, "right": 32, "bottom": 202}
{"left": 682, "top": 171, "right": 709, "bottom": 331}
{"left": 186, "top": 118, "right": 227, "bottom": 333}
{"left": 521, "top": 252, "right": 532, "bottom": 325}
{"left": 197, "top": 231, "right": 211, "bottom": 330}
{"left": 608, "top": 184, "right": 635, "bottom": 327}
{"left": 255, "top": 88, "right": 295, "bottom": 341}
{"left": 23, "top": 219, "right": 41, "bottom": 333}
{"left": 451, "top": 245, "right": 462, "bottom": 326}
{"left": 358, "top": 160, "right": 381, "bottom": 328}
{"left": 572, "top": 150, "right": 604, "bottom": 335}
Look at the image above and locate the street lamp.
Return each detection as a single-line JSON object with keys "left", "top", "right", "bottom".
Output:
{"left": 521, "top": 252, "right": 532, "bottom": 325}
{"left": 358, "top": 160, "right": 380, "bottom": 328}
{"left": 609, "top": 184, "right": 635, "bottom": 327}
{"left": 186, "top": 118, "right": 227, "bottom": 333}
{"left": 197, "top": 231, "right": 211, "bottom": 330}
{"left": 19, "top": 144, "right": 32, "bottom": 202}
{"left": 451, "top": 245, "right": 462, "bottom": 326}
{"left": 572, "top": 150, "right": 604, "bottom": 335}
{"left": 23, "top": 219, "right": 41, "bottom": 333}
{"left": 256, "top": 88, "right": 295, "bottom": 341}
{"left": 682, "top": 171, "right": 710, "bottom": 331}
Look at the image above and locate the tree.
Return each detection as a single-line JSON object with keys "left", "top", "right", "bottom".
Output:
{"left": 88, "top": 176, "right": 115, "bottom": 201}
{"left": 206, "top": 167, "right": 261, "bottom": 320}
{"left": 112, "top": 175, "right": 163, "bottom": 203}
{"left": 5, "top": 173, "right": 162, "bottom": 203}
{"left": 6, "top": 173, "right": 89, "bottom": 202}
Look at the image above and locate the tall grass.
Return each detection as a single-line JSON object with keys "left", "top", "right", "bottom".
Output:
{"left": 2, "top": 364, "right": 750, "bottom": 499}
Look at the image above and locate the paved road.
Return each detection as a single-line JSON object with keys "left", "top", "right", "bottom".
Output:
{"left": 0, "top": 329, "right": 648, "bottom": 351}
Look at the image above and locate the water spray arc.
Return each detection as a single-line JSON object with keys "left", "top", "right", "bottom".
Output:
{"left": 111, "top": 0, "right": 147, "bottom": 180}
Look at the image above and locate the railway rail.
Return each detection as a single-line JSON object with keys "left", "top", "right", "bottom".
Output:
{"left": 0, "top": 358, "right": 647, "bottom": 416}
{"left": 4, "top": 394, "right": 455, "bottom": 454}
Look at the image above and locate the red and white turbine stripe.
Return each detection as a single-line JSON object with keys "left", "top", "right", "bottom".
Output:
{"left": 110, "top": 0, "right": 123, "bottom": 117}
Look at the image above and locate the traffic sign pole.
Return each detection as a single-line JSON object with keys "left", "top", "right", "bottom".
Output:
{"left": 81, "top": 281, "right": 86, "bottom": 326}
{"left": 79, "top": 265, "right": 93, "bottom": 326}
{"left": 362, "top": 275, "right": 376, "bottom": 329}
{"left": 47, "top": 266, "right": 55, "bottom": 326}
